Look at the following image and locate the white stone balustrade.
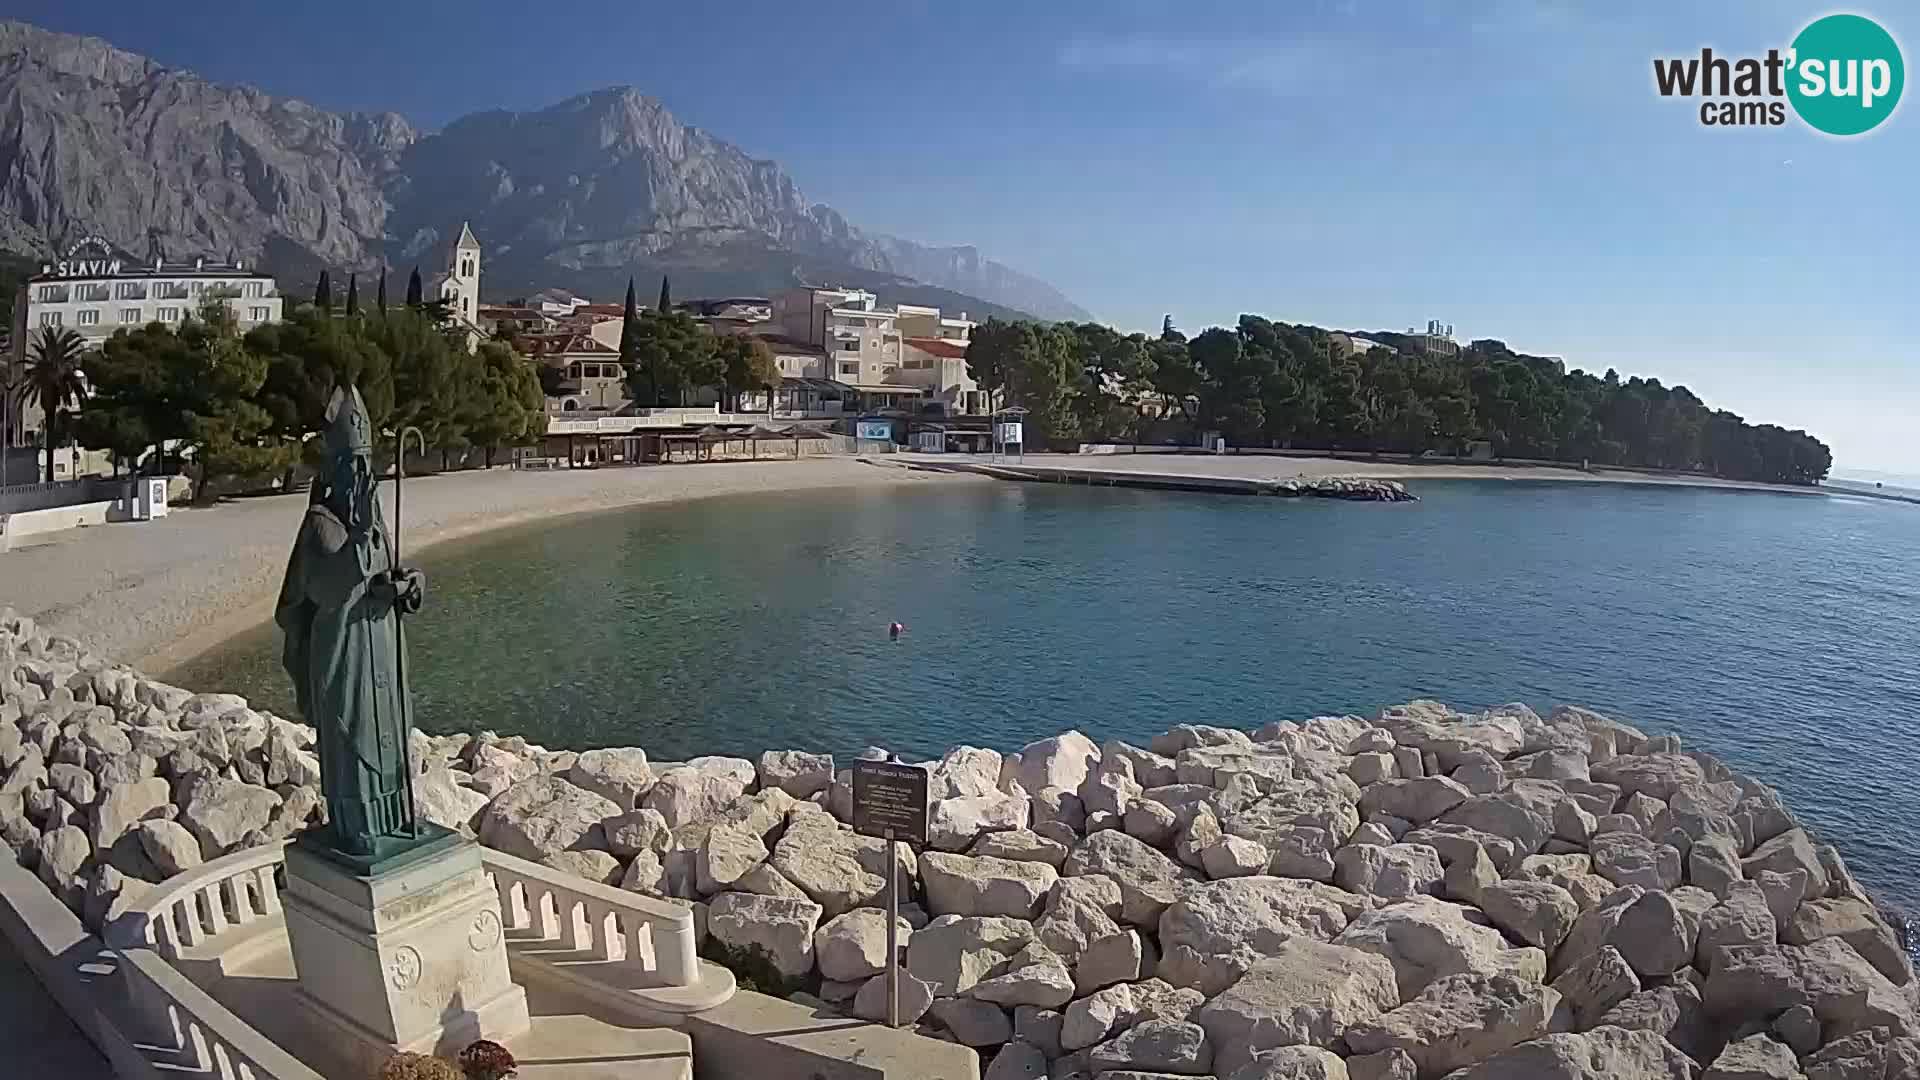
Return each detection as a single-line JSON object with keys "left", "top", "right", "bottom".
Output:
{"left": 117, "top": 946, "right": 324, "bottom": 1080}
{"left": 481, "top": 848, "right": 701, "bottom": 989}
{"left": 113, "top": 842, "right": 288, "bottom": 961}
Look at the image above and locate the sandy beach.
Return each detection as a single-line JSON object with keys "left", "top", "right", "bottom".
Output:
{"left": 3, "top": 456, "right": 981, "bottom": 674}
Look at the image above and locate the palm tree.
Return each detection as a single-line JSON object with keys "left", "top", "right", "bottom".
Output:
{"left": 23, "top": 326, "right": 89, "bottom": 482}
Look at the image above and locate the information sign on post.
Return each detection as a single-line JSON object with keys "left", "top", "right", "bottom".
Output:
{"left": 851, "top": 760, "right": 928, "bottom": 1028}
{"left": 851, "top": 760, "right": 929, "bottom": 845}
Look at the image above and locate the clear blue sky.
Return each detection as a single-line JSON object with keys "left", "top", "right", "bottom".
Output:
{"left": 14, "top": 0, "right": 1917, "bottom": 472}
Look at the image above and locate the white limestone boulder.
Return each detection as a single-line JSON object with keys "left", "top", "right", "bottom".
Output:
{"left": 1549, "top": 945, "right": 1640, "bottom": 1030}
{"left": 921, "top": 851, "right": 1057, "bottom": 919}
{"left": 1156, "top": 876, "right": 1368, "bottom": 996}
{"left": 1344, "top": 972, "right": 1560, "bottom": 1078}
{"left": 1003, "top": 732, "right": 1100, "bottom": 795}
{"left": 642, "top": 765, "right": 747, "bottom": 827}
{"left": 928, "top": 791, "right": 1031, "bottom": 852}
{"left": 1591, "top": 832, "right": 1683, "bottom": 892}
{"left": 1478, "top": 880, "right": 1580, "bottom": 951}
{"left": 971, "top": 829, "right": 1069, "bottom": 869}
{"left": 756, "top": 749, "right": 833, "bottom": 799}
{"left": 905, "top": 914, "right": 1035, "bottom": 997}
{"left": 1086, "top": 1018, "right": 1212, "bottom": 1077}
{"left": 1034, "top": 873, "right": 1124, "bottom": 962}
{"left": 1333, "top": 895, "right": 1548, "bottom": 999}
{"left": 1357, "top": 777, "right": 1471, "bottom": 825}
{"left": 1193, "top": 938, "right": 1399, "bottom": 1072}
{"left": 135, "top": 818, "right": 202, "bottom": 877}
{"left": 1333, "top": 843, "right": 1444, "bottom": 899}
{"left": 706, "top": 891, "right": 822, "bottom": 982}
{"left": 412, "top": 766, "right": 489, "bottom": 834}
{"left": 1062, "top": 829, "right": 1197, "bottom": 928}
{"left": 971, "top": 954, "right": 1076, "bottom": 1009}
{"left": 178, "top": 778, "right": 282, "bottom": 859}
{"left": 477, "top": 775, "right": 618, "bottom": 862}
{"left": 565, "top": 748, "right": 655, "bottom": 809}
{"left": 694, "top": 823, "right": 769, "bottom": 895}
{"left": 1441, "top": 1025, "right": 1698, "bottom": 1079}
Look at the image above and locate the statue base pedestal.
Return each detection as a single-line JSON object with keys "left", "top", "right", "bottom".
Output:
{"left": 283, "top": 828, "right": 530, "bottom": 1077}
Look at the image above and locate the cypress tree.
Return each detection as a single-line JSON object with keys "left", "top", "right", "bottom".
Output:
{"left": 657, "top": 275, "right": 671, "bottom": 313}
{"left": 315, "top": 270, "right": 332, "bottom": 312}
{"left": 406, "top": 267, "right": 424, "bottom": 306}
{"left": 345, "top": 273, "right": 359, "bottom": 315}
{"left": 376, "top": 268, "right": 388, "bottom": 313}
{"left": 619, "top": 277, "right": 641, "bottom": 404}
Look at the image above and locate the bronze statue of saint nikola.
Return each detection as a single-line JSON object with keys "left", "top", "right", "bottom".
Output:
{"left": 275, "top": 384, "right": 433, "bottom": 864}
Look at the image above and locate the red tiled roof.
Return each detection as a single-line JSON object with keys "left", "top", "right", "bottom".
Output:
{"left": 573, "top": 304, "right": 625, "bottom": 317}
{"left": 905, "top": 337, "right": 968, "bottom": 359}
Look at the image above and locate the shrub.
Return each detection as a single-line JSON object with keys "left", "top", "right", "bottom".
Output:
{"left": 376, "top": 1051, "right": 460, "bottom": 1080}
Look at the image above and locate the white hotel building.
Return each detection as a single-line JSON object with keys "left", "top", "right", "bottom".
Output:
{"left": 4, "top": 238, "right": 285, "bottom": 447}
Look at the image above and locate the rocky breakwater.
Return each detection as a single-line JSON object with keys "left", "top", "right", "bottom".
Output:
{"left": 1270, "top": 477, "right": 1417, "bottom": 502}
{"left": 3, "top": 607, "right": 1917, "bottom": 1080}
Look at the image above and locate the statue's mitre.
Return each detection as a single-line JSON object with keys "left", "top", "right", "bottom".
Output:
{"left": 324, "top": 384, "right": 373, "bottom": 455}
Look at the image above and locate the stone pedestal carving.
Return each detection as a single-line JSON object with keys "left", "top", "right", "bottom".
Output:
{"left": 283, "top": 832, "right": 529, "bottom": 1076}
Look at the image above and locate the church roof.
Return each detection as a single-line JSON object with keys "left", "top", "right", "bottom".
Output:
{"left": 454, "top": 221, "right": 480, "bottom": 251}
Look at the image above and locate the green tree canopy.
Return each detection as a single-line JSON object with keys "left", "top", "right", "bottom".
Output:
{"left": 717, "top": 335, "right": 780, "bottom": 412}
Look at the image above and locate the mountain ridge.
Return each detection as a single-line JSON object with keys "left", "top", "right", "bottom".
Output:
{"left": 0, "top": 20, "right": 1089, "bottom": 321}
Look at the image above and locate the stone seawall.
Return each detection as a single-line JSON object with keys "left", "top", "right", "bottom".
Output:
{"left": 3, "top": 607, "right": 1917, "bottom": 1079}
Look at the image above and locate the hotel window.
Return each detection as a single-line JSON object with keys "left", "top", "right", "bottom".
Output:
{"left": 189, "top": 281, "right": 204, "bottom": 296}
{"left": 38, "top": 311, "right": 62, "bottom": 327}
{"left": 158, "top": 307, "right": 181, "bottom": 323}
{"left": 77, "top": 309, "right": 100, "bottom": 326}
{"left": 117, "top": 281, "right": 143, "bottom": 299}
{"left": 120, "top": 308, "right": 142, "bottom": 324}
{"left": 244, "top": 281, "right": 264, "bottom": 298}
{"left": 839, "top": 361, "right": 860, "bottom": 377}
{"left": 248, "top": 306, "right": 270, "bottom": 322}
{"left": 839, "top": 337, "right": 862, "bottom": 352}
{"left": 35, "top": 285, "right": 61, "bottom": 302}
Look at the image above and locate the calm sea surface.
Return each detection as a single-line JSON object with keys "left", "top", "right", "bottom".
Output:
{"left": 179, "top": 480, "right": 1920, "bottom": 913}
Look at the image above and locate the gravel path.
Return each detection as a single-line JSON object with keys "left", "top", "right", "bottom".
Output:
{"left": 4, "top": 457, "right": 977, "bottom": 674}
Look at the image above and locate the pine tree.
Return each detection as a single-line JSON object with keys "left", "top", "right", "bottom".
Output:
{"left": 376, "top": 269, "right": 388, "bottom": 313}
{"left": 345, "top": 273, "right": 359, "bottom": 315}
{"left": 406, "top": 267, "right": 424, "bottom": 307}
{"left": 315, "top": 270, "right": 333, "bottom": 312}
{"left": 657, "top": 275, "right": 671, "bottom": 313}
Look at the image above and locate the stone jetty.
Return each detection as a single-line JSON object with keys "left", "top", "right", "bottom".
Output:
{"left": 3, "top": 608, "right": 1916, "bottom": 1079}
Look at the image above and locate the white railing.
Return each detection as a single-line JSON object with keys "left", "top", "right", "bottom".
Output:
{"left": 113, "top": 843, "right": 286, "bottom": 960}
{"left": 114, "top": 842, "right": 715, "bottom": 997}
{"left": 118, "top": 947, "right": 325, "bottom": 1080}
{"left": 481, "top": 848, "right": 698, "bottom": 989}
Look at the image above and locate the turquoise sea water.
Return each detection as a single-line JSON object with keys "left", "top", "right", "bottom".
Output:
{"left": 182, "top": 479, "right": 1920, "bottom": 913}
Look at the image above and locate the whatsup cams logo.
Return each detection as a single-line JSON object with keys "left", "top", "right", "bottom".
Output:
{"left": 1654, "top": 13, "right": 1904, "bottom": 134}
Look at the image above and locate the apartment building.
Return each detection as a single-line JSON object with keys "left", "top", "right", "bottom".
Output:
{"left": 769, "top": 287, "right": 981, "bottom": 413}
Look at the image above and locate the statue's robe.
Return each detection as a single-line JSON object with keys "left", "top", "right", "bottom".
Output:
{"left": 274, "top": 497, "right": 413, "bottom": 851}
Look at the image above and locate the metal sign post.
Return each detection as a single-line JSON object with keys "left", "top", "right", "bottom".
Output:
{"left": 851, "top": 760, "right": 929, "bottom": 1028}
{"left": 885, "top": 825, "right": 900, "bottom": 1027}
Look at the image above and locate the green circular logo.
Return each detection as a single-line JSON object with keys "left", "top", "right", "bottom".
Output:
{"left": 1788, "top": 14, "right": 1904, "bottom": 135}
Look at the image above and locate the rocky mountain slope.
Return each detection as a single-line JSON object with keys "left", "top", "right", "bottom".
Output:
{"left": 0, "top": 20, "right": 1088, "bottom": 321}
